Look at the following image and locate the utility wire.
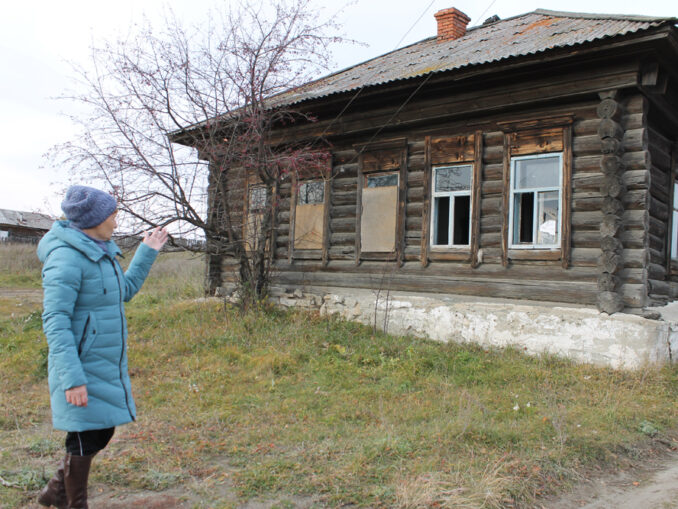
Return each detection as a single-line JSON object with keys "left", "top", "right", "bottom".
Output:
{"left": 311, "top": 0, "right": 437, "bottom": 146}
{"left": 352, "top": 72, "right": 433, "bottom": 157}
{"left": 476, "top": 0, "right": 499, "bottom": 26}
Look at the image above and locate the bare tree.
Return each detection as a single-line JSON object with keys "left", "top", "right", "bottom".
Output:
{"left": 51, "top": 0, "right": 343, "bottom": 306}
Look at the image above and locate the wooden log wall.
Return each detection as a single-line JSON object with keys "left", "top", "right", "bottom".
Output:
{"left": 647, "top": 109, "right": 675, "bottom": 303}
{"left": 216, "top": 92, "right": 672, "bottom": 313}
{"left": 217, "top": 164, "right": 247, "bottom": 284}
{"left": 595, "top": 92, "right": 626, "bottom": 313}
{"left": 259, "top": 99, "right": 629, "bottom": 307}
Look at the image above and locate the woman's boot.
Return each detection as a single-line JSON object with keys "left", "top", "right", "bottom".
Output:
{"left": 37, "top": 457, "right": 67, "bottom": 508}
{"left": 63, "top": 453, "right": 93, "bottom": 509}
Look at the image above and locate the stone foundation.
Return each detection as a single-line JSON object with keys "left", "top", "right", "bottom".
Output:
{"left": 218, "top": 285, "right": 677, "bottom": 370}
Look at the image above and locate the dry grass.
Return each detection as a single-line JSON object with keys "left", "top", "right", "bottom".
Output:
{"left": 396, "top": 457, "right": 512, "bottom": 509}
{"left": 124, "top": 249, "right": 205, "bottom": 300}
{"left": 0, "top": 243, "right": 42, "bottom": 287}
{"left": 2, "top": 251, "right": 678, "bottom": 508}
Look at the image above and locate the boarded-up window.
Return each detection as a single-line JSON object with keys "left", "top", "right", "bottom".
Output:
{"left": 361, "top": 173, "right": 398, "bottom": 252}
{"left": 672, "top": 181, "right": 678, "bottom": 261}
{"left": 294, "top": 181, "right": 325, "bottom": 250}
{"left": 246, "top": 185, "right": 267, "bottom": 251}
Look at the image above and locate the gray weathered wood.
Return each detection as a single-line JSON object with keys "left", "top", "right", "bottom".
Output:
{"left": 597, "top": 273, "right": 620, "bottom": 291}
{"left": 597, "top": 291, "right": 624, "bottom": 313}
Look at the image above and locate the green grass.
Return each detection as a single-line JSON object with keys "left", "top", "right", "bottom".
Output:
{"left": 2, "top": 246, "right": 678, "bottom": 507}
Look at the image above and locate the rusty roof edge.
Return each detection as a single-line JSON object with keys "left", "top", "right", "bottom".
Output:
{"left": 533, "top": 8, "right": 677, "bottom": 23}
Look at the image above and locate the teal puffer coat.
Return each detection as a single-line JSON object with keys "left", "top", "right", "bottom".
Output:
{"left": 37, "top": 221, "right": 158, "bottom": 431}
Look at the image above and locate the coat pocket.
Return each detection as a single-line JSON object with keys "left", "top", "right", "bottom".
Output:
{"left": 78, "top": 312, "right": 99, "bottom": 360}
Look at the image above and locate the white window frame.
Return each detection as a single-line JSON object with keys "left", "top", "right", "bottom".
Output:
{"left": 430, "top": 164, "right": 473, "bottom": 249}
{"left": 508, "top": 153, "right": 563, "bottom": 249}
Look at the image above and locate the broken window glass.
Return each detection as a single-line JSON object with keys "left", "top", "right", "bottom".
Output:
{"left": 248, "top": 185, "right": 267, "bottom": 212}
{"left": 298, "top": 181, "right": 324, "bottom": 205}
{"left": 510, "top": 155, "right": 561, "bottom": 248}
{"left": 514, "top": 156, "right": 560, "bottom": 189}
{"left": 367, "top": 173, "right": 398, "bottom": 188}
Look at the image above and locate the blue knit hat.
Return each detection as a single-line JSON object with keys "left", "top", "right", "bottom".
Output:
{"left": 61, "top": 186, "right": 117, "bottom": 229}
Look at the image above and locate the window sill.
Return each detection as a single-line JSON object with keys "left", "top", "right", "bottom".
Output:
{"left": 291, "top": 250, "right": 322, "bottom": 260}
{"left": 428, "top": 250, "right": 472, "bottom": 262}
{"left": 508, "top": 249, "right": 561, "bottom": 262}
{"left": 360, "top": 252, "right": 397, "bottom": 261}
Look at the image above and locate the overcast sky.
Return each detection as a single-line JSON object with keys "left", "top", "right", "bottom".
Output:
{"left": 1, "top": 0, "right": 676, "bottom": 217}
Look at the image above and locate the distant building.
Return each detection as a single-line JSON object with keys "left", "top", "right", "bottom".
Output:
{"left": 0, "top": 208, "right": 55, "bottom": 243}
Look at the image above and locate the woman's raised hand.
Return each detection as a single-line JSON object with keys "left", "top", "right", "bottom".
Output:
{"left": 142, "top": 226, "right": 169, "bottom": 251}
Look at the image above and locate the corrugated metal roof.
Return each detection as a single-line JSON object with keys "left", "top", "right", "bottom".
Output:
{"left": 0, "top": 209, "right": 55, "bottom": 230}
{"left": 272, "top": 8, "right": 675, "bottom": 107}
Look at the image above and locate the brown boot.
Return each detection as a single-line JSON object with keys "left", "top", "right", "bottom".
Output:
{"left": 63, "top": 453, "right": 93, "bottom": 509}
{"left": 37, "top": 458, "right": 67, "bottom": 508}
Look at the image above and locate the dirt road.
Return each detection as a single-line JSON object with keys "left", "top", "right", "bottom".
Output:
{"left": 546, "top": 450, "right": 678, "bottom": 509}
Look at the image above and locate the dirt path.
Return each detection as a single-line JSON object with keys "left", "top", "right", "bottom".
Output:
{"left": 546, "top": 451, "right": 678, "bottom": 509}
{"left": 0, "top": 288, "right": 42, "bottom": 299}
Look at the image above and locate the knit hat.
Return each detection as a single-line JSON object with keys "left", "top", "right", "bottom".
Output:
{"left": 61, "top": 186, "right": 117, "bottom": 229}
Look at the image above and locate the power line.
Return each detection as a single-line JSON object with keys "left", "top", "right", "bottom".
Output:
{"left": 312, "top": 0, "right": 437, "bottom": 145}
{"left": 353, "top": 72, "right": 434, "bottom": 158}
{"left": 476, "top": 0, "right": 499, "bottom": 26}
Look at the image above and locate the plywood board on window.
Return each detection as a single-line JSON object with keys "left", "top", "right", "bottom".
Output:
{"left": 294, "top": 203, "right": 325, "bottom": 250}
{"left": 361, "top": 186, "right": 398, "bottom": 252}
{"left": 431, "top": 134, "right": 475, "bottom": 164}
{"left": 510, "top": 127, "right": 563, "bottom": 155}
{"left": 245, "top": 212, "right": 264, "bottom": 252}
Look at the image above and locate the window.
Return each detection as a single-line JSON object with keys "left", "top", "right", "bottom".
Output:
{"left": 298, "top": 181, "right": 324, "bottom": 205}
{"left": 431, "top": 165, "right": 472, "bottom": 247}
{"left": 246, "top": 185, "right": 267, "bottom": 251}
{"left": 248, "top": 185, "right": 267, "bottom": 212}
{"left": 672, "top": 181, "right": 678, "bottom": 261}
{"left": 367, "top": 174, "right": 398, "bottom": 188}
{"left": 509, "top": 154, "right": 562, "bottom": 248}
{"left": 294, "top": 180, "right": 325, "bottom": 250}
{"left": 361, "top": 172, "right": 399, "bottom": 253}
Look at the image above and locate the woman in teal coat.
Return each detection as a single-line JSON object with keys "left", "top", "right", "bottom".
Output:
{"left": 36, "top": 186, "right": 168, "bottom": 508}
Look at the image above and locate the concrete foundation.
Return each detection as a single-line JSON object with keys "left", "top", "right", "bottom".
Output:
{"left": 219, "top": 285, "right": 678, "bottom": 370}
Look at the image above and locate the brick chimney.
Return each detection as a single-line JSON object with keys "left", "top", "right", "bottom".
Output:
{"left": 434, "top": 7, "right": 471, "bottom": 42}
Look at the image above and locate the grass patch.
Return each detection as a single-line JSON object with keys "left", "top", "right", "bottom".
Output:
{"left": 2, "top": 251, "right": 678, "bottom": 507}
{"left": 0, "top": 243, "right": 42, "bottom": 288}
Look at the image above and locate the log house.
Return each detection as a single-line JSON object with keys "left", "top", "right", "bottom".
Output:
{"left": 174, "top": 7, "right": 678, "bottom": 366}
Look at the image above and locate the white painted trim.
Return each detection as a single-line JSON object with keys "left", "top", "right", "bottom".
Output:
{"left": 508, "top": 153, "right": 563, "bottom": 249}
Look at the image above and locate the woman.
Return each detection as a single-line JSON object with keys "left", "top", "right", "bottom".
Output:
{"left": 36, "top": 186, "right": 168, "bottom": 508}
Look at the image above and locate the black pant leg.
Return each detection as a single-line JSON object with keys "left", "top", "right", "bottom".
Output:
{"left": 65, "top": 427, "right": 115, "bottom": 456}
